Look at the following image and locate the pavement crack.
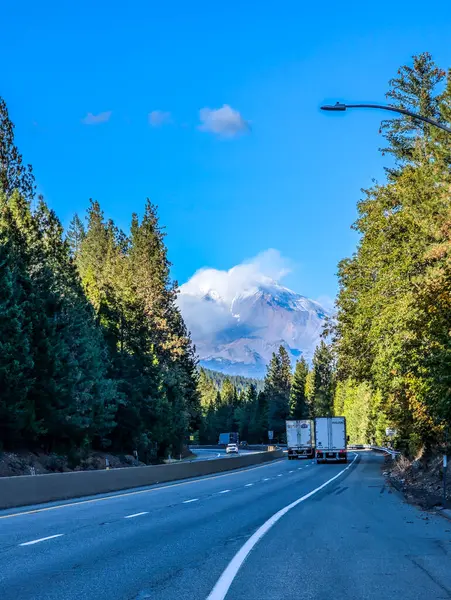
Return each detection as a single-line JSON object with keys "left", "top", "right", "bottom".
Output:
{"left": 409, "top": 556, "right": 451, "bottom": 598}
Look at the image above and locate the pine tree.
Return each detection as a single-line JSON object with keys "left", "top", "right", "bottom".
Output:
{"left": 265, "top": 346, "right": 292, "bottom": 439}
{"left": 66, "top": 214, "right": 85, "bottom": 259}
{"left": 290, "top": 357, "right": 309, "bottom": 419}
{"left": 0, "top": 96, "right": 35, "bottom": 199}
{"left": 0, "top": 229, "right": 34, "bottom": 447}
{"left": 381, "top": 53, "right": 445, "bottom": 169}
{"left": 310, "top": 341, "right": 335, "bottom": 417}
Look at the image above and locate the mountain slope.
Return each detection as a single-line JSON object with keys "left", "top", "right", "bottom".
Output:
{"left": 179, "top": 280, "right": 328, "bottom": 378}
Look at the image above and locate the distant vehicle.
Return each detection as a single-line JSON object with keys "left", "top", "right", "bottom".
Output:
{"left": 218, "top": 432, "right": 239, "bottom": 446}
{"left": 239, "top": 441, "right": 248, "bottom": 447}
{"left": 286, "top": 420, "right": 315, "bottom": 460}
{"left": 315, "top": 417, "right": 348, "bottom": 464}
{"left": 226, "top": 443, "right": 239, "bottom": 454}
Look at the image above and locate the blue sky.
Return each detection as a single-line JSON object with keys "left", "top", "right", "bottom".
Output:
{"left": 3, "top": 0, "right": 451, "bottom": 304}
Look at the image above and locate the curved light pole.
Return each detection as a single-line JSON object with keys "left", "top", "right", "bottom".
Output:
{"left": 320, "top": 102, "right": 451, "bottom": 134}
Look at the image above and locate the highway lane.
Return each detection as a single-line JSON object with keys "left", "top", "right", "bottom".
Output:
{"left": 1, "top": 452, "right": 451, "bottom": 599}
{"left": 191, "top": 448, "right": 261, "bottom": 461}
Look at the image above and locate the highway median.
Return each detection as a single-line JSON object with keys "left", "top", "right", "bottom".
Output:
{"left": 0, "top": 449, "right": 283, "bottom": 510}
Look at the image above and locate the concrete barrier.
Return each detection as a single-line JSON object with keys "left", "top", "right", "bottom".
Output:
{"left": 0, "top": 449, "right": 283, "bottom": 510}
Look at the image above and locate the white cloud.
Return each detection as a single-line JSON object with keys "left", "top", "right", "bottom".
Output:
{"left": 198, "top": 104, "right": 250, "bottom": 138}
{"left": 149, "top": 110, "right": 172, "bottom": 127}
{"left": 81, "top": 111, "right": 112, "bottom": 125}
{"left": 177, "top": 249, "right": 291, "bottom": 339}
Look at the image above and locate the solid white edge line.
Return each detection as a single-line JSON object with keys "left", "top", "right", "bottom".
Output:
{"left": 183, "top": 499, "right": 199, "bottom": 504}
{"left": 206, "top": 454, "right": 357, "bottom": 600}
{"left": 20, "top": 534, "right": 64, "bottom": 546}
{"left": 124, "top": 511, "right": 149, "bottom": 518}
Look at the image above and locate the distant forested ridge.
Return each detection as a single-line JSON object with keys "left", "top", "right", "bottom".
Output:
{"left": 201, "top": 368, "right": 263, "bottom": 393}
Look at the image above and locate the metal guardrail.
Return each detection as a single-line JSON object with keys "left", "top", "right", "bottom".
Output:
{"left": 366, "top": 445, "right": 401, "bottom": 457}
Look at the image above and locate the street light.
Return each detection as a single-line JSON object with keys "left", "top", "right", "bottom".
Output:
{"left": 320, "top": 102, "right": 451, "bottom": 134}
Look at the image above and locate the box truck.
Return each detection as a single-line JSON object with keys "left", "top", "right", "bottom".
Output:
{"left": 314, "top": 417, "right": 348, "bottom": 463}
{"left": 286, "top": 420, "right": 315, "bottom": 460}
{"left": 218, "top": 432, "right": 239, "bottom": 446}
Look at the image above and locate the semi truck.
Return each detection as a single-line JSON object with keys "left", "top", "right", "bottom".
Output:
{"left": 286, "top": 420, "right": 315, "bottom": 460}
{"left": 314, "top": 417, "right": 348, "bottom": 464}
{"left": 218, "top": 432, "right": 239, "bottom": 446}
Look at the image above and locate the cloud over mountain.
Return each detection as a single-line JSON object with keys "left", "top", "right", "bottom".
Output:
{"left": 177, "top": 250, "right": 328, "bottom": 377}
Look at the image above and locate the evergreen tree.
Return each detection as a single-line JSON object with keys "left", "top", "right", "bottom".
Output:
{"left": 310, "top": 341, "right": 335, "bottom": 417}
{"left": 265, "top": 346, "right": 291, "bottom": 439}
{"left": 290, "top": 357, "right": 309, "bottom": 419}
{"left": 66, "top": 214, "right": 85, "bottom": 259}
{"left": 381, "top": 53, "right": 445, "bottom": 169}
{"left": 0, "top": 232, "right": 34, "bottom": 447}
{"left": 0, "top": 96, "right": 35, "bottom": 199}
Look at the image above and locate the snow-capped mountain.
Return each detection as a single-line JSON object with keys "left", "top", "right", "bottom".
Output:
{"left": 178, "top": 279, "right": 329, "bottom": 378}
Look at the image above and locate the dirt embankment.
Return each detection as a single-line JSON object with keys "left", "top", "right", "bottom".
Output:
{"left": 0, "top": 447, "right": 194, "bottom": 477}
{"left": 386, "top": 450, "right": 450, "bottom": 509}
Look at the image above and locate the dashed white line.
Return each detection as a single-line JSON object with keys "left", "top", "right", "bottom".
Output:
{"left": 289, "top": 470, "right": 294, "bottom": 473}
{"left": 263, "top": 478, "right": 270, "bottom": 481}
{"left": 20, "top": 534, "right": 64, "bottom": 546}
{"left": 297, "top": 467, "right": 302, "bottom": 470}
{"left": 183, "top": 498, "right": 199, "bottom": 504}
{"left": 219, "top": 489, "right": 231, "bottom": 494}
{"left": 124, "top": 511, "right": 149, "bottom": 519}
{"left": 244, "top": 483, "right": 254, "bottom": 487}
{"left": 277, "top": 474, "right": 283, "bottom": 477}
{"left": 207, "top": 454, "right": 358, "bottom": 600}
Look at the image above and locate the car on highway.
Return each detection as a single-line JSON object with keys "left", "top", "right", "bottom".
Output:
{"left": 226, "top": 443, "right": 239, "bottom": 454}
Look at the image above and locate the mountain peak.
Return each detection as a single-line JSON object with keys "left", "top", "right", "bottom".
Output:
{"left": 178, "top": 279, "right": 329, "bottom": 378}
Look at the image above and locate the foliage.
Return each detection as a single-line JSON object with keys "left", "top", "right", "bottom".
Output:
{"left": 264, "top": 346, "right": 292, "bottom": 438}
{"left": 333, "top": 53, "right": 451, "bottom": 456}
{"left": 0, "top": 96, "right": 199, "bottom": 459}
{"left": 290, "top": 357, "right": 310, "bottom": 419}
{"left": 200, "top": 368, "right": 263, "bottom": 393}
{"left": 309, "top": 341, "right": 335, "bottom": 417}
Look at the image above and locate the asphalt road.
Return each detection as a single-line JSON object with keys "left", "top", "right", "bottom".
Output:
{"left": 191, "top": 448, "right": 260, "bottom": 461}
{"left": 1, "top": 452, "right": 451, "bottom": 600}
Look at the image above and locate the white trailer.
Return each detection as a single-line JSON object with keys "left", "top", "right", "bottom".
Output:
{"left": 314, "top": 417, "right": 348, "bottom": 464}
{"left": 286, "top": 420, "right": 315, "bottom": 460}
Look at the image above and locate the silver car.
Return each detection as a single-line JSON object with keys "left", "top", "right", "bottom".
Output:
{"left": 226, "top": 443, "right": 239, "bottom": 454}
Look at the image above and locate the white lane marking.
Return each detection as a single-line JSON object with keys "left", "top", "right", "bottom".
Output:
{"left": 20, "top": 534, "right": 64, "bottom": 546}
{"left": 289, "top": 470, "right": 294, "bottom": 473}
{"left": 263, "top": 478, "right": 270, "bottom": 481}
{"left": 305, "top": 465, "right": 310, "bottom": 467}
{"left": 277, "top": 474, "right": 283, "bottom": 477}
{"left": 244, "top": 483, "right": 253, "bottom": 487}
{"left": 183, "top": 499, "right": 199, "bottom": 504}
{"left": 297, "top": 467, "right": 302, "bottom": 470}
{"left": 124, "top": 511, "right": 149, "bottom": 519}
{"left": 219, "top": 490, "right": 230, "bottom": 494}
{"left": 207, "top": 454, "right": 357, "bottom": 600}
{"left": 1, "top": 459, "right": 284, "bottom": 520}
